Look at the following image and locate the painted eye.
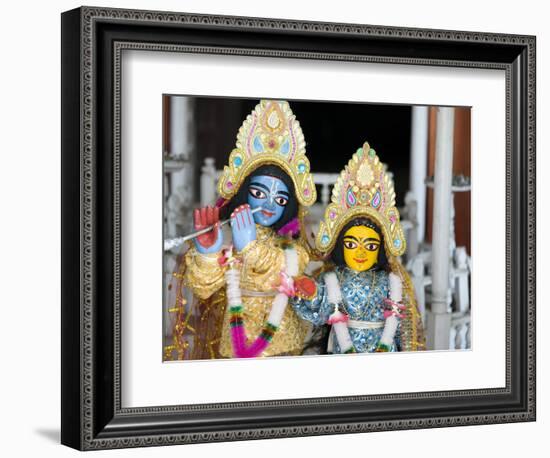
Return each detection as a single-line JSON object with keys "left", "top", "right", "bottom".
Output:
{"left": 275, "top": 196, "right": 288, "bottom": 206}
{"left": 343, "top": 240, "right": 357, "bottom": 249}
{"left": 366, "top": 243, "right": 379, "bottom": 251}
{"left": 249, "top": 187, "right": 266, "bottom": 199}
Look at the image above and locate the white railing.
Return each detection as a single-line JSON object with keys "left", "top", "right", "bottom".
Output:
{"left": 450, "top": 312, "right": 471, "bottom": 350}
{"left": 407, "top": 245, "right": 471, "bottom": 350}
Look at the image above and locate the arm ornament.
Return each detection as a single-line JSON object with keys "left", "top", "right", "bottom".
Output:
{"left": 377, "top": 272, "right": 405, "bottom": 351}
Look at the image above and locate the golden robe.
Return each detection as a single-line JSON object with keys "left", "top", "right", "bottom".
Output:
{"left": 184, "top": 225, "right": 310, "bottom": 357}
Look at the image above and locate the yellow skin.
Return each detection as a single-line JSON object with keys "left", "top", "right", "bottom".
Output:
{"left": 342, "top": 226, "right": 381, "bottom": 272}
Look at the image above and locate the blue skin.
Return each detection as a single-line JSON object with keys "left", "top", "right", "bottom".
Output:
{"left": 195, "top": 175, "right": 288, "bottom": 254}
{"left": 248, "top": 175, "right": 289, "bottom": 227}
{"left": 231, "top": 175, "right": 289, "bottom": 252}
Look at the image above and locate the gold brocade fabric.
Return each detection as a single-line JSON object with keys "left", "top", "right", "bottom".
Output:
{"left": 389, "top": 258, "right": 426, "bottom": 351}
{"left": 184, "top": 225, "right": 310, "bottom": 357}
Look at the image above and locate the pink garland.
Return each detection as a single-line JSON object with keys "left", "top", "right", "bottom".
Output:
{"left": 238, "top": 332, "right": 270, "bottom": 358}
{"left": 230, "top": 321, "right": 247, "bottom": 357}
{"left": 229, "top": 305, "right": 282, "bottom": 358}
{"left": 224, "top": 250, "right": 295, "bottom": 358}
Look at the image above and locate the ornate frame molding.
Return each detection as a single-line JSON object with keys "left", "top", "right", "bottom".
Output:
{"left": 61, "top": 6, "right": 535, "bottom": 450}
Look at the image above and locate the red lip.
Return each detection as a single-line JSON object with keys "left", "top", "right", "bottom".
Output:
{"left": 353, "top": 258, "right": 368, "bottom": 263}
{"left": 261, "top": 210, "right": 274, "bottom": 217}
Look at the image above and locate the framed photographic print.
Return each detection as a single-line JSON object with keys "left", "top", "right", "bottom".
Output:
{"left": 61, "top": 6, "right": 536, "bottom": 450}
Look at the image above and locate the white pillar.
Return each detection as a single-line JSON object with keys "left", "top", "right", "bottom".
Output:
{"left": 168, "top": 96, "right": 195, "bottom": 236}
{"left": 426, "top": 107, "right": 454, "bottom": 350}
{"left": 409, "top": 257, "right": 426, "bottom": 324}
{"left": 164, "top": 97, "right": 196, "bottom": 338}
{"left": 170, "top": 96, "right": 190, "bottom": 156}
{"left": 409, "top": 106, "right": 429, "bottom": 243}
{"left": 200, "top": 158, "right": 217, "bottom": 206}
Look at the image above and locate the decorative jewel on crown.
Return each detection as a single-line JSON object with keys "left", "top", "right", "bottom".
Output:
{"left": 315, "top": 142, "right": 406, "bottom": 257}
{"left": 217, "top": 100, "right": 317, "bottom": 207}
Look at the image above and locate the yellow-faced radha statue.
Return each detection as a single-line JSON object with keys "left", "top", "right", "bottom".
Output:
{"left": 292, "top": 143, "right": 425, "bottom": 353}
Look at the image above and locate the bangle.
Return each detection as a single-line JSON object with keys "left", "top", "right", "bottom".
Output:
{"left": 375, "top": 342, "right": 391, "bottom": 352}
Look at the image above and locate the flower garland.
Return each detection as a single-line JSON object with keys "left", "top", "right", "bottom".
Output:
{"left": 376, "top": 272, "right": 406, "bottom": 352}
{"left": 324, "top": 272, "right": 355, "bottom": 353}
{"left": 221, "top": 246, "right": 299, "bottom": 358}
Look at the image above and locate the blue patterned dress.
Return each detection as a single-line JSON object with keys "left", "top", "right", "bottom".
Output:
{"left": 292, "top": 267, "right": 401, "bottom": 353}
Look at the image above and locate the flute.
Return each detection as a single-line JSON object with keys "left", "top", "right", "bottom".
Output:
{"left": 164, "top": 206, "right": 264, "bottom": 251}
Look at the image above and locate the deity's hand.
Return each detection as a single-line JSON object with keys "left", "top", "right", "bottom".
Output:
{"left": 193, "top": 206, "right": 223, "bottom": 254}
{"left": 231, "top": 204, "right": 257, "bottom": 252}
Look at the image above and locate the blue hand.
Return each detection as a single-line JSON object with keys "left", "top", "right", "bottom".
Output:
{"left": 231, "top": 204, "right": 257, "bottom": 252}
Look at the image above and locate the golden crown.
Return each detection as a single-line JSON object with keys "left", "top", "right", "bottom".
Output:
{"left": 217, "top": 100, "right": 316, "bottom": 207}
{"left": 315, "top": 142, "right": 406, "bottom": 257}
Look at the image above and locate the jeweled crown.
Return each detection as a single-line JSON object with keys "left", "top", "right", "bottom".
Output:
{"left": 315, "top": 142, "right": 406, "bottom": 257}
{"left": 218, "top": 100, "right": 316, "bottom": 207}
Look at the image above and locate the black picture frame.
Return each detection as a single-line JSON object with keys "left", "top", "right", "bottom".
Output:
{"left": 61, "top": 6, "right": 536, "bottom": 450}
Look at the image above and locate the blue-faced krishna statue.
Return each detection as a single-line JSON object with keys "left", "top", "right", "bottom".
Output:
{"left": 177, "top": 100, "right": 318, "bottom": 359}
